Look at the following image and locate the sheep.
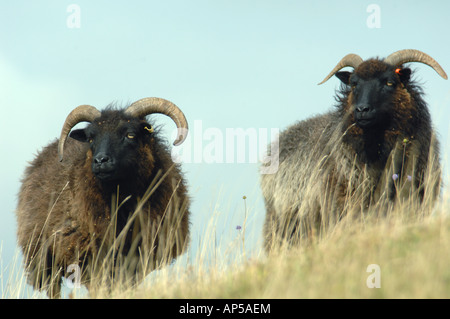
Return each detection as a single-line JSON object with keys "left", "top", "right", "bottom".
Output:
{"left": 261, "top": 49, "right": 447, "bottom": 251}
{"left": 16, "top": 97, "right": 191, "bottom": 298}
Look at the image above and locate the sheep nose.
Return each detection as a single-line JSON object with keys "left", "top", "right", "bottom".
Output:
{"left": 356, "top": 105, "right": 371, "bottom": 113}
{"left": 94, "top": 154, "right": 111, "bottom": 165}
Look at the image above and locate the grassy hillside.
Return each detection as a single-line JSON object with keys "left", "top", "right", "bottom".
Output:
{"left": 97, "top": 198, "right": 450, "bottom": 299}
{"left": 5, "top": 184, "right": 449, "bottom": 299}
{"left": 4, "top": 203, "right": 449, "bottom": 299}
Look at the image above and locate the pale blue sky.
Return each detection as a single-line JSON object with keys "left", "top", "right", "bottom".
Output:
{"left": 1, "top": 1, "right": 449, "bottom": 296}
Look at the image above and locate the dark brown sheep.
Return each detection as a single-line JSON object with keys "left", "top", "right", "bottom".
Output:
{"left": 16, "top": 97, "right": 190, "bottom": 298}
{"left": 261, "top": 49, "right": 447, "bottom": 251}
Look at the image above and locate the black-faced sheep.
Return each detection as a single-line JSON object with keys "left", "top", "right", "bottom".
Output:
{"left": 16, "top": 97, "right": 190, "bottom": 297}
{"left": 261, "top": 49, "right": 447, "bottom": 251}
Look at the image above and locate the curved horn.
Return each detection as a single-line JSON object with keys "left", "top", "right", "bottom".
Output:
{"left": 124, "top": 97, "right": 188, "bottom": 146}
{"left": 58, "top": 105, "right": 101, "bottom": 162}
{"left": 318, "top": 53, "right": 364, "bottom": 85}
{"left": 384, "top": 49, "right": 448, "bottom": 80}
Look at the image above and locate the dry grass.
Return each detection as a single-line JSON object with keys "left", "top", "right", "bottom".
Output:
{"left": 3, "top": 197, "right": 449, "bottom": 299}
{"left": 3, "top": 160, "right": 449, "bottom": 299}
{"left": 121, "top": 197, "right": 449, "bottom": 299}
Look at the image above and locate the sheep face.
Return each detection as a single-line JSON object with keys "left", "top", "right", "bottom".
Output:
{"left": 69, "top": 110, "right": 154, "bottom": 182}
{"left": 335, "top": 60, "right": 412, "bottom": 130}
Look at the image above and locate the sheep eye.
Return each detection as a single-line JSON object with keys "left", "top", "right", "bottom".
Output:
{"left": 89, "top": 138, "right": 94, "bottom": 144}
{"left": 386, "top": 81, "right": 394, "bottom": 87}
{"left": 127, "top": 133, "right": 136, "bottom": 139}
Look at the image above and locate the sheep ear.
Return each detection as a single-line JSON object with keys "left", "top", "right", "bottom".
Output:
{"left": 140, "top": 122, "right": 154, "bottom": 134}
{"left": 69, "top": 129, "right": 88, "bottom": 142}
{"left": 335, "top": 71, "right": 352, "bottom": 85}
{"left": 396, "top": 67, "right": 411, "bottom": 83}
